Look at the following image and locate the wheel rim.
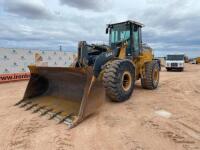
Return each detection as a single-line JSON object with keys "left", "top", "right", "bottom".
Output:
{"left": 153, "top": 69, "right": 159, "bottom": 85}
{"left": 122, "top": 71, "right": 132, "bottom": 91}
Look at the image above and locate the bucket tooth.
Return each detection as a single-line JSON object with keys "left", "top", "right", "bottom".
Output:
{"left": 20, "top": 101, "right": 32, "bottom": 108}
{"left": 58, "top": 113, "right": 74, "bottom": 124}
{"left": 26, "top": 104, "right": 38, "bottom": 111}
{"left": 33, "top": 106, "right": 45, "bottom": 113}
{"left": 40, "top": 108, "right": 53, "bottom": 116}
{"left": 14, "top": 99, "right": 26, "bottom": 106}
{"left": 49, "top": 111, "right": 62, "bottom": 120}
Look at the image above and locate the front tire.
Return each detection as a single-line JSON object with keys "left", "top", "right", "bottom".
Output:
{"left": 141, "top": 61, "right": 160, "bottom": 89}
{"left": 103, "top": 60, "right": 135, "bottom": 102}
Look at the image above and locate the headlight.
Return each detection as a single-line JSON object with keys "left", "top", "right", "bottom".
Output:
{"left": 179, "top": 63, "right": 183, "bottom": 66}
{"left": 167, "top": 63, "right": 170, "bottom": 67}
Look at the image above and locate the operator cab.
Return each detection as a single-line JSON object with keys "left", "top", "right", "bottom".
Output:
{"left": 106, "top": 20, "right": 144, "bottom": 57}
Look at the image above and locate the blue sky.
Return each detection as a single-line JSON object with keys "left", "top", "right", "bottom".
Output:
{"left": 0, "top": 0, "right": 200, "bottom": 57}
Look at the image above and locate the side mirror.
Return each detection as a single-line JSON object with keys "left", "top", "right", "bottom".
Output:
{"left": 106, "top": 28, "right": 109, "bottom": 34}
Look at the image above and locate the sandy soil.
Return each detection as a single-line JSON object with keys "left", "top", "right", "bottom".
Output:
{"left": 0, "top": 64, "right": 200, "bottom": 150}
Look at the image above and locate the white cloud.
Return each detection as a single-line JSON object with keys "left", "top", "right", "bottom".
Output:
{"left": 0, "top": 0, "right": 200, "bottom": 53}
{"left": 3, "top": 0, "right": 52, "bottom": 19}
{"left": 59, "top": 0, "right": 111, "bottom": 11}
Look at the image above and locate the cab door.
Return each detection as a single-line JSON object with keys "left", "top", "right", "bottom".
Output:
{"left": 132, "top": 25, "right": 141, "bottom": 57}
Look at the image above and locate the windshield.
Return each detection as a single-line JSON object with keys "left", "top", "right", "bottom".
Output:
{"left": 167, "top": 55, "right": 184, "bottom": 61}
{"left": 109, "top": 24, "right": 130, "bottom": 44}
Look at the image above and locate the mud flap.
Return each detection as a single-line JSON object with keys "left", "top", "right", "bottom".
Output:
{"left": 16, "top": 65, "right": 105, "bottom": 128}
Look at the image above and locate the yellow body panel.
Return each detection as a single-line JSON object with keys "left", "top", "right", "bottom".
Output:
{"left": 118, "top": 43, "right": 128, "bottom": 59}
{"left": 196, "top": 57, "right": 200, "bottom": 63}
{"left": 117, "top": 44, "right": 154, "bottom": 80}
{"left": 134, "top": 49, "right": 153, "bottom": 80}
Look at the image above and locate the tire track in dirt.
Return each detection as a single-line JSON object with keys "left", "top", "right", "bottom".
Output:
{"left": 148, "top": 69, "right": 200, "bottom": 149}
{"left": 96, "top": 114, "right": 146, "bottom": 150}
{"left": 121, "top": 133, "right": 145, "bottom": 150}
{"left": 143, "top": 117, "right": 200, "bottom": 150}
{"left": 177, "top": 121, "right": 200, "bottom": 141}
{"left": 8, "top": 118, "right": 47, "bottom": 150}
{"left": 113, "top": 66, "right": 200, "bottom": 150}
{"left": 53, "top": 129, "right": 74, "bottom": 150}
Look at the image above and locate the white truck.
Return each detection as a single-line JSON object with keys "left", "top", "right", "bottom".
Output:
{"left": 165, "top": 54, "right": 185, "bottom": 71}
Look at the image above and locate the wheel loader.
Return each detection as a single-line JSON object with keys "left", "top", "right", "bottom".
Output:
{"left": 16, "top": 20, "right": 160, "bottom": 128}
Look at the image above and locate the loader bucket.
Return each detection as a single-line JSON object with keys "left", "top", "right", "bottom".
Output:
{"left": 17, "top": 65, "right": 105, "bottom": 128}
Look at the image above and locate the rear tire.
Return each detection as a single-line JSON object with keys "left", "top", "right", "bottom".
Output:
{"left": 141, "top": 61, "right": 160, "bottom": 90}
{"left": 103, "top": 60, "right": 135, "bottom": 102}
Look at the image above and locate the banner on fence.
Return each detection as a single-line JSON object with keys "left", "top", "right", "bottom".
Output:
{"left": 0, "top": 73, "right": 30, "bottom": 83}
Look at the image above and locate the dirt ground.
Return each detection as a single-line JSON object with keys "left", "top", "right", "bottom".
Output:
{"left": 0, "top": 64, "right": 200, "bottom": 150}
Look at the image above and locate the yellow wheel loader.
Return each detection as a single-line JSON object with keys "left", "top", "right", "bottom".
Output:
{"left": 16, "top": 20, "right": 160, "bottom": 128}
{"left": 196, "top": 57, "right": 200, "bottom": 64}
